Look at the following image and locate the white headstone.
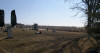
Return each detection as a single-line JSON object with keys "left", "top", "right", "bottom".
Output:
{"left": 7, "top": 26, "right": 12, "bottom": 38}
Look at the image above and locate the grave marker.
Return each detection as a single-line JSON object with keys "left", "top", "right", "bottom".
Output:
{"left": 7, "top": 26, "right": 13, "bottom": 39}
{"left": 33, "top": 23, "right": 38, "bottom": 31}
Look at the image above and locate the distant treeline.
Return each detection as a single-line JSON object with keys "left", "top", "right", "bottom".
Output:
{"left": 38, "top": 26, "right": 85, "bottom": 32}
{"left": 14, "top": 23, "right": 85, "bottom": 32}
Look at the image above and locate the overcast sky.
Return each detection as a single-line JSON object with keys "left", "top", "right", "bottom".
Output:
{"left": 0, "top": 0, "right": 86, "bottom": 27}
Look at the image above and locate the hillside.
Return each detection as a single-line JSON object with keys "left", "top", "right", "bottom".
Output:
{"left": 0, "top": 28, "right": 99, "bottom": 53}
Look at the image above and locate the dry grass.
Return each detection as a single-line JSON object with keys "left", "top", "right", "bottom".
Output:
{"left": 0, "top": 28, "right": 98, "bottom": 53}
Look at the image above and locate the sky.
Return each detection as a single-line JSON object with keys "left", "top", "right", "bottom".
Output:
{"left": 0, "top": 0, "right": 86, "bottom": 27}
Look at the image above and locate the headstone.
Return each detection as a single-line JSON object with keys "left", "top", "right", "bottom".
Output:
{"left": 33, "top": 23, "right": 38, "bottom": 31}
{"left": 6, "top": 26, "right": 13, "bottom": 39}
{"left": 35, "top": 31, "right": 42, "bottom": 34}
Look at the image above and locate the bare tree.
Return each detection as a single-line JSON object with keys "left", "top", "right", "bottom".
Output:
{"left": 82, "top": 0, "right": 100, "bottom": 34}
{"left": 65, "top": 0, "right": 100, "bottom": 34}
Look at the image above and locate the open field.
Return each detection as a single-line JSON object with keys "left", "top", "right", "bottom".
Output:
{"left": 0, "top": 28, "right": 99, "bottom": 53}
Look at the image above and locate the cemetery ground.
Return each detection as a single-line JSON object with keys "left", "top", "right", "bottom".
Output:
{"left": 0, "top": 28, "right": 99, "bottom": 53}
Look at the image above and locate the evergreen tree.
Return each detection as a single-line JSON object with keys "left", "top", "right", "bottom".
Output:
{"left": 11, "top": 10, "right": 17, "bottom": 27}
{"left": 0, "top": 10, "right": 4, "bottom": 27}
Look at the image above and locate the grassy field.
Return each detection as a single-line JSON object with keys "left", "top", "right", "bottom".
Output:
{"left": 0, "top": 28, "right": 98, "bottom": 53}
